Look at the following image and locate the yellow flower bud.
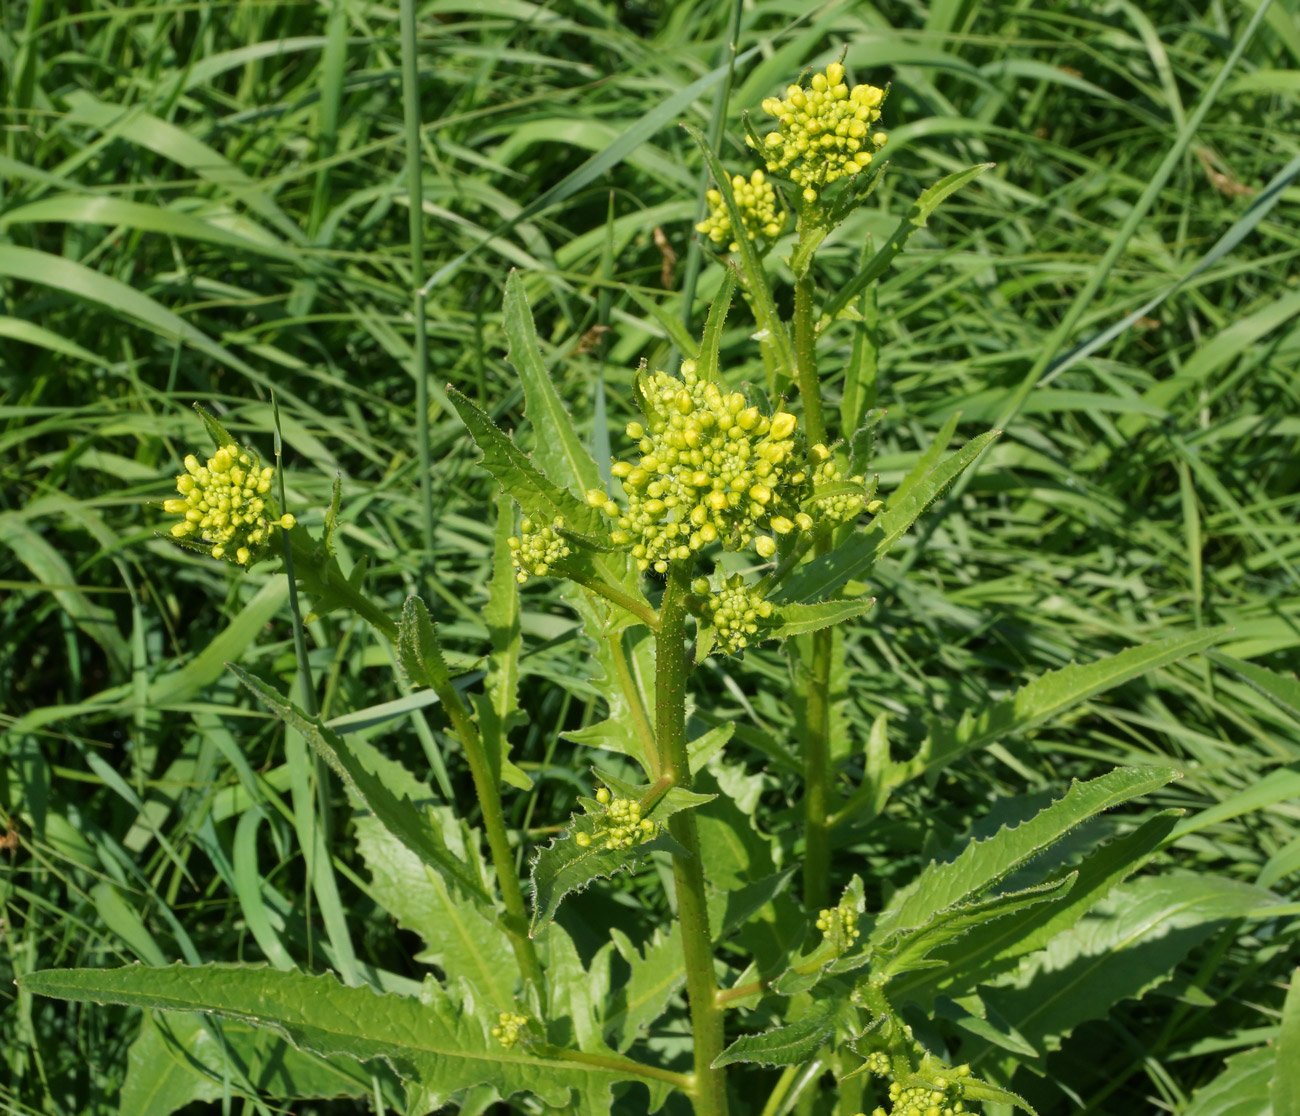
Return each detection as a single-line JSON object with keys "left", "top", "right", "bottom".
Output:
{"left": 755, "top": 536, "right": 776, "bottom": 558}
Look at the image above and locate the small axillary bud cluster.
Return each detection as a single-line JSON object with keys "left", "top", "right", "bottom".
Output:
{"left": 164, "top": 447, "right": 295, "bottom": 566}
{"left": 697, "top": 574, "right": 775, "bottom": 655}
{"left": 573, "top": 786, "right": 657, "bottom": 851}
{"left": 857, "top": 1064, "right": 973, "bottom": 1116}
{"left": 589, "top": 360, "right": 808, "bottom": 573}
{"left": 815, "top": 894, "right": 861, "bottom": 952}
{"left": 489, "top": 1010, "right": 529, "bottom": 1049}
{"left": 749, "top": 61, "right": 888, "bottom": 203}
{"left": 508, "top": 515, "right": 571, "bottom": 583}
{"left": 809, "top": 443, "right": 868, "bottom": 525}
{"left": 696, "top": 169, "right": 786, "bottom": 251}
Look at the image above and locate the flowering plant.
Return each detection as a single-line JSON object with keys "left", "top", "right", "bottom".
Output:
{"left": 18, "top": 57, "right": 1249, "bottom": 1116}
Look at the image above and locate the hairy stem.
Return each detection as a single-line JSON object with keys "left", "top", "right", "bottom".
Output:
{"left": 657, "top": 564, "right": 729, "bottom": 1116}
{"left": 421, "top": 651, "right": 544, "bottom": 991}
{"left": 555, "top": 561, "right": 660, "bottom": 631}
{"left": 792, "top": 244, "right": 834, "bottom": 912}
{"left": 540, "top": 1045, "right": 696, "bottom": 1092}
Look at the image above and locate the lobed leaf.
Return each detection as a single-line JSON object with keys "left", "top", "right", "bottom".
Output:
{"left": 230, "top": 665, "right": 490, "bottom": 904}
{"left": 769, "top": 598, "right": 875, "bottom": 639}
{"left": 873, "top": 767, "right": 1177, "bottom": 947}
{"left": 20, "top": 964, "right": 670, "bottom": 1114}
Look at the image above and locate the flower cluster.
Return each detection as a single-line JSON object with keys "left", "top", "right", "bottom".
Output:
{"left": 809, "top": 445, "right": 868, "bottom": 526}
{"left": 815, "top": 895, "right": 861, "bottom": 950}
{"left": 574, "top": 787, "right": 657, "bottom": 851}
{"left": 697, "top": 574, "right": 775, "bottom": 655}
{"left": 588, "top": 360, "right": 811, "bottom": 573}
{"left": 695, "top": 170, "right": 786, "bottom": 251}
{"left": 490, "top": 1010, "right": 529, "bottom": 1049}
{"left": 863, "top": 1052, "right": 892, "bottom": 1076}
{"left": 164, "top": 447, "right": 295, "bottom": 566}
{"left": 856, "top": 1067, "right": 973, "bottom": 1116}
{"left": 749, "top": 61, "right": 888, "bottom": 203}
{"left": 508, "top": 516, "right": 571, "bottom": 583}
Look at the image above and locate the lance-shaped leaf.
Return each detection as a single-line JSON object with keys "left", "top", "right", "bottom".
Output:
{"left": 530, "top": 776, "right": 714, "bottom": 933}
{"left": 778, "top": 431, "right": 999, "bottom": 605}
{"left": 230, "top": 665, "right": 490, "bottom": 904}
{"left": 449, "top": 386, "right": 604, "bottom": 536}
{"left": 1184, "top": 1047, "right": 1275, "bottom": 1116}
{"left": 879, "top": 875, "right": 1076, "bottom": 980}
{"left": 872, "top": 767, "right": 1177, "bottom": 948}
{"left": 712, "top": 1011, "right": 835, "bottom": 1068}
{"left": 823, "top": 163, "right": 994, "bottom": 320}
{"left": 19, "top": 964, "right": 670, "bottom": 1115}
{"left": 504, "top": 270, "right": 603, "bottom": 499}
{"left": 695, "top": 266, "right": 736, "bottom": 383}
{"left": 971, "top": 874, "right": 1282, "bottom": 1062}
{"left": 768, "top": 598, "right": 875, "bottom": 640}
{"left": 909, "top": 628, "right": 1227, "bottom": 776}
{"left": 1210, "top": 651, "right": 1300, "bottom": 724}
{"left": 895, "top": 808, "right": 1183, "bottom": 1004}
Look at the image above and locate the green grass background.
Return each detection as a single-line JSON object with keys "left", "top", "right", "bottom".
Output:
{"left": 2, "top": 0, "right": 1298, "bottom": 1112}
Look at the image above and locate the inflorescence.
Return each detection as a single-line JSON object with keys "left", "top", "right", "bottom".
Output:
{"left": 856, "top": 1064, "right": 973, "bottom": 1116}
{"left": 508, "top": 515, "right": 571, "bottom": 583}
{"left": 749, "top": 61, "right": 888, "bottom": 203}
{"left": 697, "top": 574, "right": 776, "bottom": 655}
{"left": 587, "top": 360, "right": 818, "bottom": 573}
{"left": 815, "top": 894, "right": 861, "bottom": 952}
{"left": 574, "top": 787, "right": 658, "bottom": 852}
{"left": 164, "top": 447, "right": 295, "bottom": 566}
{"left": 490, "top": 1011, "right": 529, "bottom": 1049}
{"left": 696, "top": 169, "right": 786, "bottom": 251}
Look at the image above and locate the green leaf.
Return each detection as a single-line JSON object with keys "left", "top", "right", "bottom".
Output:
{"left": 604, "top": 926, "right": 684, "bottom": 1053}
{"left": 20, "top": 964, "right": 670, "bottom": 1115}
{"left": 880, "top": 876, "right": 1076, "bottom": 979}
{"left": 1185, "top": 1047, "right": 1276, "bottom": 1116}
{"left": 529, "top": 775, "right": 713, "bottom": 932}
{"left": 778, "top": 431, "right": 999, "bottom": 604}
{"left": 888, "top": 411, "right": 961, "bottom": 509}
{"left": 350, "top": 750, "right": 514, "bottom": 1009}
{"left": 957, "top": 1073, "right": 1040, "bottom": 1115}
{"left": 911, "top": 628, "right": 1228, "bottom": 776}
{"left": 504, "top": 270, "right": 603, "bottom": 499}
{"left": 1276, "top": 967, "right": 1300, "bottom": 1116}
{"left": 899, "top": 809, "right": 1183, "bottom": 1001}
{"left": 973, "top": 875, "right": 1281, "bottom": 1060}
{"left": 529, "top": 821, "right": 683, "bottom": 935}
{"left": 695, "top": 266, "right": 736, "bottom": 383}
{"left": 192, "top": 403, "right": 237, "bottom": 450}
{"left": 824, "top": 163, "right": 994, "bottom": 320}
{"left": 449, "top": 386, "right": 604, "bottom": 536}
{"left": 873, "top": 767, "right": 1178, "bottom": 948}
{"left": 229, "top": 665, "right": 490, "bottom": 904}
{"left": 1210, "top": 651, "right": 1300, "bottom": 723}
{"left": 120, "top": 1011, "right": 376, "bottom": 1116}
{"left": 397, "top": 595, "right": 456, "bottom": 692}
{"left": 769, "top": 598, "right": 875, "bottom": 640}
{"left": 712, "top": 1012, "right": 834, "bottom": 1068}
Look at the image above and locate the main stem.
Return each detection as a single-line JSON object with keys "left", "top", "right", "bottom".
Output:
{"left": 793, "top": 262, "right": 834, "bottom": 912}
{"left": 425, "top": 669, "right": 543, "bottom": 991}
{"left": 657, "top": 565, "right": 728, "bottom": 1116}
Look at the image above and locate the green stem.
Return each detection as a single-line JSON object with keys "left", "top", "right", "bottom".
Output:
{"left": 610, "top": 633, "right": 659, "bottom": 777}
{"left": 791, "top": 243, "right": 834, "bottom": 912}
{"left": 398, "top": 0, "right": 435, "bottom": 565}
{"left": 421, "top": 649, "right": 544, "bottom": 992}
{"left": 656, "top": 564, "right": 728, "bottom": 1116}
{"left": 793, "top": 271, "right": 825, "bottom": 447}
{"left": 540, "top": 1045, "right": 695, "bottom": 1092}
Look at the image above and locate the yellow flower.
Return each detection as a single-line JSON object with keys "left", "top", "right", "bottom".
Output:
{"left": 165, "top": 446, "right": 295, "bottom": 566}
{"left": 747, "top": 61, "right": 888, "bottom": 201}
